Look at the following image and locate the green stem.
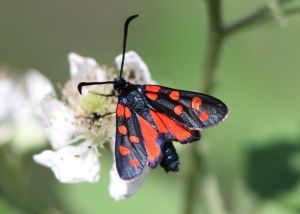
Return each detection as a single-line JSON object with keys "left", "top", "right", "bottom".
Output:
{"left": 182, "top": 147, "right": 201, "bottom": 214}
{"left": 224, "top": 0, "right": 295, "bottom": 35}
{"left": 183, "top": 1, "right": 225, "bottom": 214}
{"left": 201, "top": 0, "right": 224, "bottom": 94}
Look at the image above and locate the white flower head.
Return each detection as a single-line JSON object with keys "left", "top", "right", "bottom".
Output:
{"left": 0, "top": 73, "right": 15, "bottom": 121}
{"left": 34, "top": 53, "right": 114, "bottom": 184}
{"left": 0, "top": 68, "right": 53, "bottom": 151}
{"left": 0, "top": 72, "right": 16, "bottom": 144}
{"left": 34, "top": 51, "right": 154, "bottom": 200}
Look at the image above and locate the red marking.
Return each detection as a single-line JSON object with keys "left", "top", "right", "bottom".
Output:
{"left": 118, "top": 125, "right": 127, "bottom": 135}
{"left": 151, "top": 110, "right": 193, "bottom": 141}
{"left": 146, "top": 93, "right": 158, "bottom": 101}
{"left": 129, "top": 136, "right": 140, "bottom": 144}
{"left": 146, "top": 85, "right": 161, "bottom": 93}
{"left": 174, "top": 105, "right": 183, "bottom": 115}
{"left": 149, "top": 110, "right": 168, "bottom": 133}
{"left": 169, "top": 91, "right": 180, "bottom": 101}
{"left": 119, "top": 145, "right": 130, "bottom": 155}
{"left": 124, "top": 107, "right": 131, "bottom": 119}
{"left": 129, "top": 158, "right": 139, "bottom": 168}
{"left": 138, "top": 115, "right": 160, "bottom": 163}
{"left": 200, "top": 111, "right": 209, "bottom": 122}
{"left": 116, "top": 104, "right": 124, "bottom": 117}
{"left": 192, "top": 97, "right": 202, "bottom": 110}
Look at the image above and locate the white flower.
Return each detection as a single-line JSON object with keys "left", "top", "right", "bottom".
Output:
{"left": 0, "top": 76, "right": 15, "bottom": 121}
{"left": 0, "top": 75, "right": 16, "bottom": 144}
{"left": 0, "top": 70, "right": 53, "bottom": 151}
{"left": 34, "top": 53, "right": 110, "bottom": 183}
{"left": 34, "top": 51, "right": 154, "bottom": 199}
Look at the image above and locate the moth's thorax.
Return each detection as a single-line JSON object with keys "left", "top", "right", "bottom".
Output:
{"left": 119, "top": 85, "right": 148, "bottom": 113}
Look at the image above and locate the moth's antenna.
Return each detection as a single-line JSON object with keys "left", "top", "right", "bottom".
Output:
{"left": 77, "top": 15, "right": 138, "bottom": 95}
{"left": 78, "top": 81, "right": 114, "bottom": 94}
{"left": 119, "top": 14, "right": 139, "bottom": 78}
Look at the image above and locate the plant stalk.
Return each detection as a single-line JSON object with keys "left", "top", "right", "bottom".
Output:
{"left": 183, "top": 0, "right": 225, "bottom": 214}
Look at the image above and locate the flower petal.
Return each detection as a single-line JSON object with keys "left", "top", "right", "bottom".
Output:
{"left": 0, "top": 71, "right": 48, "bottom": 149}
{"left": 33, "top": 143, "right": 100, "bottom": 183}
{"left": 0, "top": 76, "right": 22, "bottom": 121}
{"left": 25, "top": 70, "right": 55, "bottom": 107}
{"left": 69, "top": 53, "right": 99, "bottom": 78}
{"left": 64, "top": 53, "right": 109, "bottom": 106}
{"left": 115, "top": 51, "right": 155, "bottom": 84}
{"left": 38, "top": 95, "right": 78, "bottom": 149}
{"left": 109, "top": 163, "right": 148, "bottom": 200}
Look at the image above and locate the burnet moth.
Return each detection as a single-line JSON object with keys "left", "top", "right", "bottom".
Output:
{"left": 78, "top": 15, "right": 228, "bottom": 180}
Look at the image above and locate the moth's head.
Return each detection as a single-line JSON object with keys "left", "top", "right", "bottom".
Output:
{"left": 113, "top": 77, "right": 127, "bottom": 91}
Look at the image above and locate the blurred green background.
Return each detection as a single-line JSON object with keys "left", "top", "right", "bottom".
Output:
{"left": 1, "top": 0, "right": 300, "bottom": 213}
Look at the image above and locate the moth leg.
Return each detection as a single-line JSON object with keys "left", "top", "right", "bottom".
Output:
{"left": 78, "top": 112, "right": 115, "bottom": 124}
{"left": 92, "top": 112, "right": 115, "bottom": 120}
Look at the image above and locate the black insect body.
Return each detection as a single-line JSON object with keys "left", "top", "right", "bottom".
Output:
{"left": 160, "top": 142, "right": 180, "bottom": 173}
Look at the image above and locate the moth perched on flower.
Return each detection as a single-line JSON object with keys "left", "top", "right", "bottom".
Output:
{"left": 78, "top": 15, "right": 229, "bottom": 181}
{"left": 34, "top": 14, "right": 228, "bottom": 200}
{"left": 33, "top": 51, "right": 153, "bottom": 200}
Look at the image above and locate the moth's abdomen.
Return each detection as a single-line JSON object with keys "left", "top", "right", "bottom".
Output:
{"left": 160, "top": 142, "right": 180, "bottom": 172}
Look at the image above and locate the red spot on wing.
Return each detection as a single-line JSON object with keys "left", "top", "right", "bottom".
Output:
{"left": 124, "top": 107, "right": 131, "bottom": 119}
{"left": 169, "top": 91, "right": 180, "bottom": 101}
{"left": 119, "top": 145, "right": 130, "bottom": 155}
{"left": 146, "top": 93, "right": 158, "bottom": 101}
{"left": 137, "top": 115, "right": 160, "bottom": 163}
{"left": 116, "top": 104, "right": 124, "bottom": 117}
{"left": 146, "top": 85, "right": 161, "bottom": 93}
{"left": 129, "top": 158, "right": 139, "bottom": 168}
{"left": 174, "top": 105, "right": 183, "bottom": 115}
{"left": 151, "top": 110, "right": 194, "bottom": 141}
{"left": 118, "top": 125, "right": 127, "bottom": 135}
{"left": 192, "top": 97, "right": 202, "bottom": 110}
{"left": 200, "top": 111, "right": 209, "bottom": 122}
{"left": 129, "top": 136, "right": 140, "bottom": 144}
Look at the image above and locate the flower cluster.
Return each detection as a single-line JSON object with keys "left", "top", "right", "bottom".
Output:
{"left": 0, "top": 67, "right": 52, "bottom": 152}
{"left": 33, "top": 51, "right": 155, "bottom": 200}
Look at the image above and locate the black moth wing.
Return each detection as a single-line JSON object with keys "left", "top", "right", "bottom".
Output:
{"left": 143, "top": 85, "right": 228, "bottom": 130}
{"left": 115, "top": 102, "right": 148, "bottom": 180}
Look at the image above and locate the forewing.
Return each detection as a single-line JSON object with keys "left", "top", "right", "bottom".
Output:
{"left": 144, "top": 85, "right": 228, "bottom": 130}
{"left": 115, "top": 103, "right": 148, "bottom": 180}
